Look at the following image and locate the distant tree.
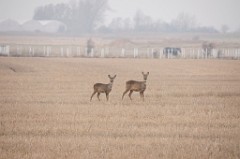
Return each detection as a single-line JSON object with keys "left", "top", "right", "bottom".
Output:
{"left": 108, "top": 17, "right": 124, "bottom": 31}
{"left": 171, "top": 12, "right": 197, "bottom": 32}
{"left": 108, "top": 17, "right": 133, "bottom": 32}
{"left": 221, "top": 25, "right": 229, "bottom": 34}
{"left": 97, "top": 10, "right": 218, "bottom": 34}
{"left": 33, "top": 0, "right": 109, "bottom": 33}
{"left": 194, "top": 26, "right": 218, "bottom": 33}
{"left": 152, "top": 19, "right": 171, "bottom": 32}
{"left": 123, "top": 18, "right": 132, "bottom": 31}
{"left": 133, "top": 10, "right": 154, "bottom": 32}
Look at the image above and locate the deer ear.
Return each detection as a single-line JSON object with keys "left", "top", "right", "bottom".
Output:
{"left": 108, "top": 75, "right": 111, "bottom": 78}
{"left": 114, "top": 75, "right": 117, "bottom": 78}
{"left": 147, "top": 72, "right": 149, "bottom": 75}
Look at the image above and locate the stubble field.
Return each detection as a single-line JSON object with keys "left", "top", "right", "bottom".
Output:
{"left": 0, "top": 57, "right": 240, "bottom": 159}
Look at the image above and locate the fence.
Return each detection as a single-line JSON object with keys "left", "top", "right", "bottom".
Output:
{"left": 0, "top": 44, "right": 240, "bottom": 59}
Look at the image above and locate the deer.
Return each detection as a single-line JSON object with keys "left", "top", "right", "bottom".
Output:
{"left": 122, "top": 72, "right": 149, "bottom": 101}
{"left": 90, "top": 75, "right": 117, "bottom": 101}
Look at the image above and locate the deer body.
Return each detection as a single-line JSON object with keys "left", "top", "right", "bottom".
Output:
{"left": 90, "top": 75, "right": 116, "bottom": 101}
{"left": 125, "top": 80, "right": 146, "bottom": 92}
{"left": 122, "top": 72, "right": 149, "bottom": 101}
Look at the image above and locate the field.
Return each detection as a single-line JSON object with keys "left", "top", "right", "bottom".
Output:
{"left": 0, "top": 57, "right": 240, "bottom": 159}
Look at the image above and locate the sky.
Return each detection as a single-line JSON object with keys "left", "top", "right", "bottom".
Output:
{"left": 0, "top": 0, "right": 239, "bottom": 31}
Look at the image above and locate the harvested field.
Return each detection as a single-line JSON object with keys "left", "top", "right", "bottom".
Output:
{"left": 0, "top": 57, "right": 240, "bottom": 159}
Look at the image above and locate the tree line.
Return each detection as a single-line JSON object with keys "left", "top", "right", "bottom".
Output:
{"left": 33, "top": 0, "right": 219, "bottom": 34}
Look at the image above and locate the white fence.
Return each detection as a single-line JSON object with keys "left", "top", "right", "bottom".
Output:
{"left": 0, "top": 44, "right": 240, "bottom": 59}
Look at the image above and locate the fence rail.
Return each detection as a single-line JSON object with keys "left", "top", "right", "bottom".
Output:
{"left": 0, "top": 44, "right": 240, "bottom": 59}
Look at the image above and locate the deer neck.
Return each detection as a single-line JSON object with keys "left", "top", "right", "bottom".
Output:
{"left": 108, "top": 82, "right": 113, "bottom": 89}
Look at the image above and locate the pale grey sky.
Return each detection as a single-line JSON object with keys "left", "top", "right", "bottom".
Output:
{"left": 0, "top": 0, "right": 239, "bottom": 31}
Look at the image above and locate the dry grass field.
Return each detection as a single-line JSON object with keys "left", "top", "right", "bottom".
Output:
{"left": 0, "top": 57, "right": 240, "bottom": 159}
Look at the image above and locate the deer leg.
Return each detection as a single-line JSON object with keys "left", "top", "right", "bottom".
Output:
{"left": 90, "top": 91, "right": 97, "bottom": 101}
{"left": 129, "top": 90, "right": 133, "bottom": 100}
{"left": 106, "top": 93, "right": 109, "bottom": 101}
{"left": 97, "top": 93, "right": 101, "bottom": 101}
{"left": 140, "top": 91, "right": 144, "bottom": 101}
{"left": 122, "top": 89, "right": 129, "bottom": 100}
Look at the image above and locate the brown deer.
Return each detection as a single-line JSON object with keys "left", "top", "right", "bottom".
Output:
{"left": 122, "top": 72, "right": 149, "bottom": 101}
{"left": 90, "top": 75, "right": 116, "bottom": 101}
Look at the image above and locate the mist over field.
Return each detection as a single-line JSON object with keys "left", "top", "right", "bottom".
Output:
{"left": 0, "top": 0, "right": 240, "bottom": 33}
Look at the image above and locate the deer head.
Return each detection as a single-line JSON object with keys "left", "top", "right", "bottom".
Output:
{"left": 108, "top": 75, "right": 117, "bottom": 83}
{"left": 142, "top": 72, "right": 149, "bottom": 81}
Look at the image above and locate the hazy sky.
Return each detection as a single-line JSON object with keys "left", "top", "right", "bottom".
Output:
{"left": 0, "top": 0, "right": 239, "bottom": 31}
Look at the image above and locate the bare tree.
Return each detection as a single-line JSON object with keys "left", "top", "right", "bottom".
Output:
{"left": 221, "top": 25, "right": 229, "bottom": 34}
{"left": 108, "top": 17, "right": 133, "bottom": 32}
{"left": 133, "top": 10, "right": 153, "bottom": 32}
{"left": 33, "top": 0, "right": 109, "bottom": 33}
{"left": 171, "top": 12, "right": 197, "bottom": 32}
{"left": 74, "top": 0, "right": 109, "bottom": 33}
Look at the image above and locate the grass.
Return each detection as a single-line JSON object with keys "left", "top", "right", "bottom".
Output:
{"left": 0, "top": 57, "right": 240, "bottom": 159}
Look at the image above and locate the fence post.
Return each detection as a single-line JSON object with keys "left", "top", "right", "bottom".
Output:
{"left": 221, "top": 48, "right": 224, "bottom": 59}
{"left": 17, "top": 46, "right": 22, "bottom": 56}
{"left": 151, "top": 48, "right": 154, "bottom": 59}
{"left": 224, "top": 48, "right": 227, "bottom": 58}
{"left": 159, "top": 48, "right": 163, "bottom": 59}
{"left": 181, "top": 48, "right": 184, "bottom": 59}
{"left": 91, "top": 48, "right": 94, "bottom": 57}
{"left": 66, "top": 48, "right": 69, "bottom": 57}
{"left": 189, "top": 48, "right": 191, "bottom": 59}
{"left": 85, "top": 47, "right": 88, "bottom": 57}
{"left": 101, "top": 48, "right": 105, "bottom": 58}
{"left": 47, "top": 46, "right": 50, "bottom": 57}
{"left": 205, "top": 48, "right": 207, "bottom": 59}
{"left": 213, "top": 49, "right": 218, "bottom": 58}
{"left": 227, "top": 48, "right": 230, "bottom": 58}
{"left": 105, "top": 48, "right": 109, "bottom": 57}
{"left": 197, "top": 49, "right": 200, "bottom": 59}
{"left": 43, "top": 46, "right": 46, "bottom": 56}
{"left": 61, "top": 47, "right": 64, "bottom": 57}
{"left": 32, "top": 47, "right": 34, "bottom": 57}
{"left": 136, "top": 48, "right": 138, "bottom": 57}
{"left": 192, "top": 48, "right": 195, "bottom": 59}
{"left": 77, "top": 47, "right": 80, "bottom": 57}
{"left": 121, "top": 48, "right": 125, "bottom": 57}
{"left": 238, "top": 49, "right": 240, "bottom": 60}
{"left": 6, "top": 45, "right": 10, "bottom": 56}
{"left": 147, "top": 48, "right": 150, "bottom": 58}
{"left": 133, "top": 48, "right": 136, "bottom": 58}
{"left": 29, "top": 47, "right": 32, "bottom": 56}
{"left": 167, "top": 49, "right": 170, "bottom": 59}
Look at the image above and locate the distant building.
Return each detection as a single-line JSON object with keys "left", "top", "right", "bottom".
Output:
{"left": 0, "top": 19, "right": 23, "bottom": 32}
{"left": 0, "top": 19, "right": 67, "bottom": 33}
{"left": 39, "top": 20, "right": 67, "bottom": 33}
{"left": 22, "top": 20, "right": 43, "bottom": 32}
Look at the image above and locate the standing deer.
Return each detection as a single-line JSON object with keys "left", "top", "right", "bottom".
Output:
{"left": 90, "top": 75, "right": 116, "bottom": 101}
{"left": 122, "top": 72, "right": 149, "bottom": 101}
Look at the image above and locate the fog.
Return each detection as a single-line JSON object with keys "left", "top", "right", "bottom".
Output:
{"left": 0, "top": 0, "right": 240, "bottom": 31}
